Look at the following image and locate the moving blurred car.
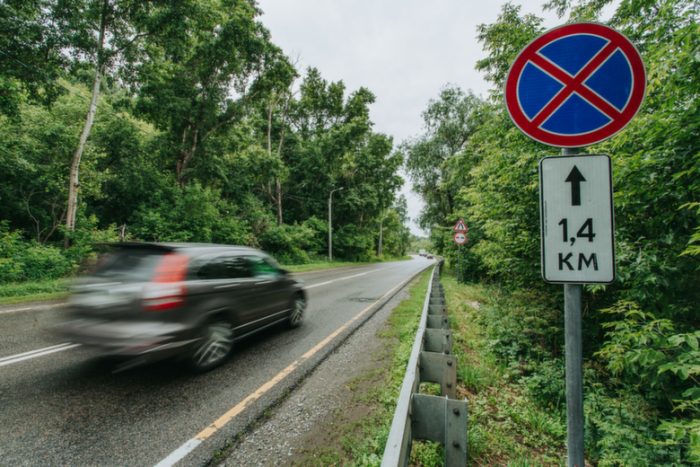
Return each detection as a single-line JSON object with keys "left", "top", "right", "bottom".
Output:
{"left": 61, "top": 243, "right": 306, "bottom": 372}
{"left": 426, "top": 254, "right": 434, "bottom": 259}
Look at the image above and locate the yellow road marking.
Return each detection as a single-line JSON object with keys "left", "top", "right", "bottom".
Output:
{"left": 194, "top": 271, "right": 419, "bottom": 441}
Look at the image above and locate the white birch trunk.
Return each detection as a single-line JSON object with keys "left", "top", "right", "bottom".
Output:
{"left": 64, "top": 66, "right": 103, "bottom": 247}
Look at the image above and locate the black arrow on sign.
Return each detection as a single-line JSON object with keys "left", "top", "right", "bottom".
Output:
{"left": 565, "top": 165, "right": 586, "bottom": 206}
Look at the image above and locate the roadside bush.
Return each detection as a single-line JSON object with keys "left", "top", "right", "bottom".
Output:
{"left": 17, "top": 243, "right": 71, "bottom": 281}
{"left": 0, "top": 221, "right": 72, "bottom": 282}
{"left": 523, "top": 358, "right": 566, "bottom": 412}
{"left": 258, "top": 222, "right": 316, "bottom": 264}
{"left": 333, "top": 225, "right": 374, "bottom": 261}
{"left": 130, "top": 183, "right": 251, "bottom": 246}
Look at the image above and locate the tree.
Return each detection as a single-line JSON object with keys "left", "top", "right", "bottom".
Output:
{"left": 56, "top": 0, "right": 173, "bottom": 246}
{"left": 0, "top": 0, "right": 68, "bottom": 119}
{"left": 132, "top": 0, "right": 296, "bottom": 188}
{"left": 402, "top": 84, "right": 485, "bottom": 231}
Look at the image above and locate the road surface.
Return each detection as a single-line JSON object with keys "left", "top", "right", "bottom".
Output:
{"left": 0, "top": 256, "right": 434, "bottom": 466}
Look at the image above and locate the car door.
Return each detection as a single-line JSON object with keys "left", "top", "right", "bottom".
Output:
{"left": 245, "top": 255, "right": 289, "bottom": 327}
{"left": 188, "top": 253, "right": 257, "bottom": 332}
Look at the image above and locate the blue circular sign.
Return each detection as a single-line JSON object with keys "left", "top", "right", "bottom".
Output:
{"left": 505, "top": 23, "right": 646, "bottom": 147}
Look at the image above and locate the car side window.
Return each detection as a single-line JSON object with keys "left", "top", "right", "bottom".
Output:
{"left": 197, "top": 255, "right": 252, "bottom": 280}
{"left": 246, "top": 256, "right": 280, "bottom": 278}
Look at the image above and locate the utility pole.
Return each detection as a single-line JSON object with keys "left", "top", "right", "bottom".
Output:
{"left": 328, "top": 187, "right": 343, "bottom": 262}
{"left": 378, "top": 210, "right": 388, "bottom": 257}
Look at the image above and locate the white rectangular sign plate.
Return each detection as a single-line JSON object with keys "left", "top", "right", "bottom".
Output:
{"left": 539, "top": 154, "right": 615, "bottom": 284}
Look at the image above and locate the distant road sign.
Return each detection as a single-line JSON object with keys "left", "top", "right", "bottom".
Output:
{"left": 505, "top": 22, "right": 646, "bottom": 148}
{"left": 540, "top": 154, "right": 615, "bottom": 283}
{"left": 454, "top": 232, "right": 467, "bottom": 245}
{"left": 453, "top": 219, "right": 468, "bottom": 231}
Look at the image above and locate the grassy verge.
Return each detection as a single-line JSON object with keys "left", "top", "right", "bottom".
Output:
{"left": 440, "top": 273, "right": 567, "bottom": 466}
{"left": 0, "top": 279, "right": 71, "bottom": 305}
{"left": 292, "top": 269, "right": 432, "bottom": 466}
{"left": 292, "top": 267, "right": 568, "bottom": 466}
{"left": 284, "top": 256, "right": 412, "bottom": 273}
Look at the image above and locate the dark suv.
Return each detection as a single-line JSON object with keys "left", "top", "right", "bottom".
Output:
{"left": 61, "top": 243, "right": 306, "bottom": 372}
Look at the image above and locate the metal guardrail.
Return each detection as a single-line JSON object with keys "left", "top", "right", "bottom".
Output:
{"left": 382, "top": 259, "right": 468, "bottom": 467}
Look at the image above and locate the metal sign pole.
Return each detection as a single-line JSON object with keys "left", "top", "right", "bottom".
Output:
{"left": 457, "top": 243, "right": 461, "bottom": 285}
{"left": 562, "top": 147, "right": 584, "bottom": 467}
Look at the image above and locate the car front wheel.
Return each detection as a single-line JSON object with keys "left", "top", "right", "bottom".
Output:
{"left": 189, "top": 321, "right": 234, "bottom": 372}
{"left": 287, "top": 297, "right": 305, "bottom": 328}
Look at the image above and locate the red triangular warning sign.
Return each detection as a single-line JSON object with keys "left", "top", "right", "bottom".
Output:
{"left": 453, "top": 219, "right": 468, "bottom": 231}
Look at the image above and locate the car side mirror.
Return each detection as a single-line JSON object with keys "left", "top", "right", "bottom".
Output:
{"left": 278, "top": 268, "right": 290, "bottom": 276}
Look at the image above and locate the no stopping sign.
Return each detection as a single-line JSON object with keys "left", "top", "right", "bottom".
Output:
{"left": 505, "top": 22, "right": 646, "bottom": 147}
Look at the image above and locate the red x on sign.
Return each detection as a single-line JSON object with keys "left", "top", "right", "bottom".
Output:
{"left": 505, "top": 23, "right": 646, "bottom": 147}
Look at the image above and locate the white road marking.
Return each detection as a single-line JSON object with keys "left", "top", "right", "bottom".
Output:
{"left": 0, "top": 307, "right": 32, "bottom": 313}
{"left": 153, "top": 439, "right": 202, "bottom": 467}
{"left": 0, "top": 302, "right": 67, "bottom": 314}
{"left": 0, "top": 343, "right": 74, "bottom": 363}
{"left": 153, "top": 269, "right": 424, "bottom": 467}
{"left": 0, "top": 343, "right": 81, "bottom": 367}
{"left": 303, "top": 268, "right": 386, "bottom": 289}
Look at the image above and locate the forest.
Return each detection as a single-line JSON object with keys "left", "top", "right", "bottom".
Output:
{"left": 403, "top": 0, "right": 700, "bottom": 464}
{"left": 0, "top": 0, "right": 411, "bottom": 285}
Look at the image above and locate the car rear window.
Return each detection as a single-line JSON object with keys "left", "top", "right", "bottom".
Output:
{"left": 92, "top": 248, "right": 168, "bottom": 282}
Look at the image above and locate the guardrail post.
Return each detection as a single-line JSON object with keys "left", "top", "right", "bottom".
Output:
{"left": 419, "top": 352, "right": 457, "bottom": 399}
{"left": 429, "top": 296, "right": 446, "bottom": 306}
{"left": 383, "top": 259, "right": 468, "bottom": 467}
{"left": 423, "top": 329, "right": 453, "bottom": 355}
{"left": 427, "top": 315, "right": 450, "bottom": 329}
{"left": 411, "top": 395, "right": 468, "bottom": 466}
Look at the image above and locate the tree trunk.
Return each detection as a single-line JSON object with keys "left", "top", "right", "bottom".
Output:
{"left": 64, "top": 66, "right": 104, "bottom": 248}
{"left": 276, "top": 178, "right": 282, "bottom": 226}
{"left": 64, "top": 0, "right": 108, "bottom": 248}
{"left": 378, "top": 217, "right": 383, "bottom": 256}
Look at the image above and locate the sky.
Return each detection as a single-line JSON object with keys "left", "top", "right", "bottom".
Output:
{"left": 257, "top": 0, "right": 618, "bottom": 236}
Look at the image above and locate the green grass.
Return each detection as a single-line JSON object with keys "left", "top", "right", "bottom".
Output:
{"left": 295, "top": 269, "right": 566, "bottom": 466}
{"left": 440, "top": 273, "right": 567, "bottom": 466}
{"left": 0, "top": 278, "right": 71, "bottom": 305}
{"left": 284, "top": 256, "right": 412, "bottom": 273}
{"left": 294, "top": 270, "right": 432, "bottom": 466}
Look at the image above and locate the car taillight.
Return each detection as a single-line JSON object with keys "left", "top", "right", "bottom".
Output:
{"left": 152, "top": 253, "right": 190, "bottom": 283}
{"left": 142, "top": 253, "right": 189, "bottom": 312}
{"left": 142, "top": 284, "right": 187, "bottom": 311}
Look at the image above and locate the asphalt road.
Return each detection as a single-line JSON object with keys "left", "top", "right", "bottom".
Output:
{"left": 0, "top": 256, "right": 434, "bottom": 467}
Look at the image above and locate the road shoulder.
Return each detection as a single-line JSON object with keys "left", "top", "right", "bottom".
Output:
{"left": 216, "top": 274, "right": 424, "bottom": 466}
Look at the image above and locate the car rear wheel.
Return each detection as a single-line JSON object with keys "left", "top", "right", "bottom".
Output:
{"left": 189, "top": 321, "right": 234, "bottom": 372}
{"left": 287, "top": 297, "right": 305, "bottom": 328}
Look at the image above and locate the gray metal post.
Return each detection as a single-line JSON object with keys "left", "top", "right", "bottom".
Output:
{"left": 378, "top": 214, "right": 383, "bottom": 256}
{"left": 328, "top": 187, "right": 343, "bottom": 262}
{"left": 565, "top": 283, "right": 584, "bottom": 466}
{"left": 562, "top": 146, "right": 584, "bottom": 467}
{"left": 457, "top": 244, "right": 460, "bottom": 285}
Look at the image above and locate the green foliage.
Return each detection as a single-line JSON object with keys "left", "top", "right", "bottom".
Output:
{"left": 442, "top": 275, "right": 567, "bottom": 465}
{"left": 0, "top": 15, "right": 411, "bottom": 287}
{"left": 405, "top": 2, "right": 700, "bottom": 464}
{"left": 0, "top": 278, "right": 69, "bottom": 299}
{"left": 131, "top": 182, "right": 251, "bottom": 245}
{"left": 258, "top": 222, "right": 315, "bottom": 265}
{"left": 0, "top": 221, "right": 71, "bottom": 282}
